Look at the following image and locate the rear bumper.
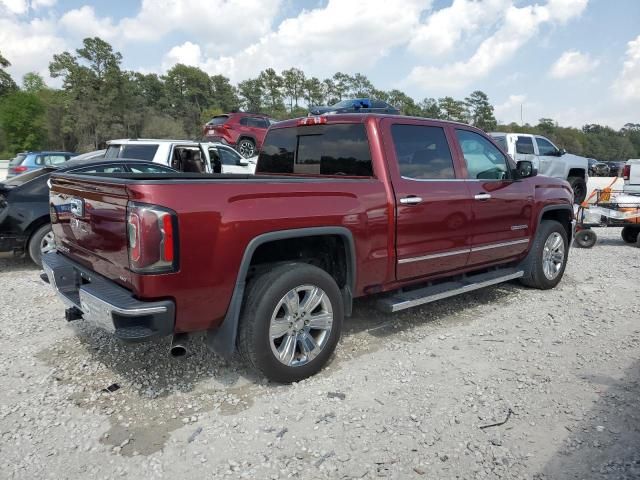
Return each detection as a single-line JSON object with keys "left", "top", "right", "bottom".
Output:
{"left": 41, "top": 252, "right": 175, "bottom": 342}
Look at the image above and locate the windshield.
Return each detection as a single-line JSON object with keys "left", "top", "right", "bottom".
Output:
{"left": 9, "top": 153, "right": 26, "bottom": 166}
{"left": 333, "top": 100, "right": 355, "bottom": 108}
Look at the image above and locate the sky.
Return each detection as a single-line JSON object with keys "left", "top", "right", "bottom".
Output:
{"left": 1, "top": 0, "right": 639, "bottom": 129}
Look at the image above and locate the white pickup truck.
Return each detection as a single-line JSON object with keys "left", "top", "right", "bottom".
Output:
{"left": 104, "top": 139, "right": 256, "bottom": 174}
{"left": 623, "top": 159, "right": 640, "bottom": 194}
{"left": 490, "top": 133, "right": 589, "bottom": 204}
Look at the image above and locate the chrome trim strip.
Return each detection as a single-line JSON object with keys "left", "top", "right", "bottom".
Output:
{"left": 511, "top": 224, "right": 528, "bottom": 231}
{"left": 471, "top": 238, "right": 530, "bottom": 252}
{"left": 398, "top": 248, "right": 470, "bottom": 264}
{"left": 400, "top": 176, "right": 466, "bottom": 182}
{"left": 79, "top": 288, "right": 168, "bottom": 317}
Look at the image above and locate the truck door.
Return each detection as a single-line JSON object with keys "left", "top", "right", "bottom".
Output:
{"left": 535, "top": 136, "right": 564, "bottom": 178}
{"left": 513, "top": 135, "right": 538, "bottom": 170}
{"left": 453, "top": 128, "right": 533, "bottom": 267}
{"left": 380, "top": 118, "right": 472, "bottom": 281}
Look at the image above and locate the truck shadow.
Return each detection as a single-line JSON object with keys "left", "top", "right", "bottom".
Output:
{"left": 0, "top": 256, "right": 38, "bottom": 273}
{"left": 537, "top": 360, "right": 640, "bottom": 479}
{"left": 36, "top": 280, "right": 519, "bottom": 457}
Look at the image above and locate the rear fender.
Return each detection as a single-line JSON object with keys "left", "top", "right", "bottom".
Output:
{"left": 206, "top": 227, "right": 356, "bottom": 358}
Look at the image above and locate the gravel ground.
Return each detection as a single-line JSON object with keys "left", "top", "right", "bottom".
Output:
{"left": 1, "top": 227, "right": 639, "bottom": 479}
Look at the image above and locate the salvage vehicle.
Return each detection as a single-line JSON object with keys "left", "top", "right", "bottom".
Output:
{"left": 588, "top": 158, "right": 610, "bottom": 177}
{"left": 7, "top": 151, "right": 77, "bottom": 179}
{"left": 105, "top": 139, "right": 255, "bottom": 173}
{"left": 0, "top": 158, "right": 176, "bottom": 266}
{"left": 309, "top": 98, "right": 400, "bottom": 116}
{"left": 202, "top": 113, "right": 273, "bottom": 158}
{"left": 490, "top": 132, "right": 589, "bottom": 204}
{"left": 42, "top": 114, "right": 574, "bottom": 383}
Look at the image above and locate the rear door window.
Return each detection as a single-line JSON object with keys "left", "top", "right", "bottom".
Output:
{"left": 515, "top": 136, "right": 535, "bottom": 155}
{"left": 390, "top": 124, "right": 455, "bottom": 179}
{"left": 258, "top": 124, "right": 373, "bottom": 176}
{"left": 9, "top": 154, "right": 26, "bottom": 166}
{"left": 43, "top": 155, "right": 68, "bottom": 166}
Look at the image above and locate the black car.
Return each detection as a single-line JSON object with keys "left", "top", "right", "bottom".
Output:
{"left": 0, "top": 157, "right": 177, "bottom": 266}
{"left": 587, "top": 158, "right": 610, "bottom": 177}
{"left": 309, "top": 98, "right": 400, "bottom": 115}
{"left": 606, "top": 160, "right": 626, "bottom": 177}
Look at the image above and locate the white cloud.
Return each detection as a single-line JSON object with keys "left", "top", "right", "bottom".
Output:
{"left": 408, "top": 0, "right": 509, "bottom": 57}
{"left": 406, "top": 0, "right": 589, "bottom": 91}
{"left": 612, "top": 34, "right": 640, "bottom": 101}
{"left": 0, "top": 16, "right": 66, "bottom": 82}
{"left": 59, "top": 6, "right": 118, "bottom": 42}
{"left": 162, "top": 0, "right": 430, "bottom": 82}
{"left": 549, "top": 50, "right": 599, "bottom": 78}
{"left": 162, "top": 41, "right": 203, "bottom": 70}
{"left": 0, "top": 0, "right": 27, "bottom": 15}
{"left": 31, "top": 0, "right": 56, "bottom": 9}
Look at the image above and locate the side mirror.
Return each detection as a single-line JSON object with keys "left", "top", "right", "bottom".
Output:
{"left": 558, "top": 148, "right": 566, "bottom": 156}
{"left": 238, "top": 159, "right": 249, "bottom": 166}
{"left": 516, "top": 160, "right": 537, "bottom": 179}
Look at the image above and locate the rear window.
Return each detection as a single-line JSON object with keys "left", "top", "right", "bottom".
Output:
{"left": 208, "top": 115, "right": 229, "bottom": 125}
{"left": 105, "top": 144, "right": 159, "bottom": 161}
{"left": 257, "top": 124, "right": 373, "bottom": 177}
{"left": 9, "top": 154, "right": 26, "bottom": 166}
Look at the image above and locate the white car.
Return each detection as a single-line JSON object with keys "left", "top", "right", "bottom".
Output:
{"left": 623, "top": 159, "right": 640, "bottom": 194}
{"left": 104, "top": 139, "right": 256, "bottom": 174}
{"left": 490, "top": 132, "right": 589, "bottom": 204}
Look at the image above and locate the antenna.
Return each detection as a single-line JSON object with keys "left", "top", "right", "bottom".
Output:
{"left": 520, "top": 104, "right": 524, "bottom": 125}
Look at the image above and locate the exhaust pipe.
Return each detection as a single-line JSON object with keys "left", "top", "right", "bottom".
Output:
{"left": 170, "top": 333, "right": 189, "bottom": 357}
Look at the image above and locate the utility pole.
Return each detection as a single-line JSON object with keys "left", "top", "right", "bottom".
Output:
{"left": 520, "top": 104, "right": 523, "bottom": 126}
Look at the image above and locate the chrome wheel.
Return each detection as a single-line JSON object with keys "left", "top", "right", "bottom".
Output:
{"left": 269, "top": 285, "right": 333, "bottom": 367}
{"left": 542, "top": 232, "right": 564, "bottom": 280}
{"left": 238, "top": 139, "right": 255, "bottom": 158}
{"left": 40, "top": 230, "right": 56, "bottom": 254}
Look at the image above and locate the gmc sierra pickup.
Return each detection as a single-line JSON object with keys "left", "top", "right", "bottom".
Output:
{"left": 42, "top": 114, "right": 574, "bottom": 383}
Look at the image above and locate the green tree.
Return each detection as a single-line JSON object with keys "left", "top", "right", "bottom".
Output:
{"left": 22, "top": 72, "right": 47, "bottom": 93}
{"left": 0, "top": 91, "right": 46, "bottom": 155}
{"left": 439, "top": 96, "right": 468, "bottom": 123}
{"left": 419, "top": 97, "right": 441, "bottom": 119}
{"left": 303, "top": 77, "right": 323, "bottom": 106}
{"left": 210, "top": 74, "right": 239, "bottom": 111}
{"left": 386, "top": 89, "right": 421, "bottom": 116}
{"left": 238, "top": 78, "right": 264, "bottom": 112}
{"left": 164, "top": 64, "right": 212, "bottom": 135}
{"left": 349, "top": 73, "right": 374, "bottom": 97}
{"left": 282, "top": 68, "right": 305, "bottom": 111}
{"left": 258, "top": 68, "right": 285, "bottom": 113}
{"left": 332, "top": 72, "right": 351, "bottom": 101}
{"left": 0, "top": 51, "right": 18, "bottom": 97}
{"left": 465, "top": 90, "right": 496, "bottom": 131}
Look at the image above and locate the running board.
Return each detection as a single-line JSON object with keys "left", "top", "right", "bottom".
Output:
{"left": 376, "top": 268, "right": 524, "bottom": 313}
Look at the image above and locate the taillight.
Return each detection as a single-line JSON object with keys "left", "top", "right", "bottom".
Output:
{"left": 297, "top": 116, "right": 327, "bottom": 126}
{"left": 623, "top": 164, "right": 631, "bottom": 180}
{"left": 126, "top": 202, "right": 178, "bottom": 274}
{"left": 11, "top": 166, "right": 27, "bottom": 174}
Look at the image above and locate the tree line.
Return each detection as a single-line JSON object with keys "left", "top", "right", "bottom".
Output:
{"left": 0, "top": 37, "right": 639, "bottom": 162}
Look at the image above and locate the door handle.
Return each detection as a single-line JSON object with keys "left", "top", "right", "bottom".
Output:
{"left": 400, "top": 196, "right": 423, "bottom": 205}
{"left": 474, "top": 193, "right": 492, "bottom": 201}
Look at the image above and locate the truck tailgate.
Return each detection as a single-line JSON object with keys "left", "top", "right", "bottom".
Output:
{"left": 49, "top": 174, "right": 131, "bottom": 286}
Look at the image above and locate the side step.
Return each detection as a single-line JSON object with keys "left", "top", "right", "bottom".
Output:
{"left": 376, "top": 268, "right": 524, "bottom": 313}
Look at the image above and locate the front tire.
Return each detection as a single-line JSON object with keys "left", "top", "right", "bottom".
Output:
{"left": 519, "top": 220, "right": 568, "bottom": 289}
{"left": 237, "top": 263, "right": 343, "bottom": 383}
{"left": 568, "top": 176, "right": 587, "bottom": 204}
{"left": 28, "top": 224, "right": 54, "bottom": 267}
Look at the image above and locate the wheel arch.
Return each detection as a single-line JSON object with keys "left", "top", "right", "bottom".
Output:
{"left": 23, "top": 216, "right": 52, "bottom": 250}
{"left": 206, "top": 227, "right": 357, "bottom": 357}
{"left": 538, "top": 205, "right": 574, "bottom": 244}
{"left": 568, "top": 168, "right": 586, "bottom": 179}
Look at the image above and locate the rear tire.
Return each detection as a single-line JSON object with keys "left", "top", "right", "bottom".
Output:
{"left": 574, "top": 229, "right": 597, "bottom": 248}
{"left": 519, "top": 220, "right": 568, "bottom": 290}
{"left": 237, "top": 138, "right": 256, "bottom": 158}
{"left": 621, "top": 226, "right": 640, "bottom": 244}
{"left": 568, "top": 176, "right": 587, "bottom": 204}
{"left": 237, "top": 263, "right": 343, "bottom": 383}
{"left": 27, "top": 224, "right": 54, "bottom": 267}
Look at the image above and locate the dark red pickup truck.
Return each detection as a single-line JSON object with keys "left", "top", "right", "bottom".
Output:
{"left": 42, "top": 114, "right": 574, "bottom": 382}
